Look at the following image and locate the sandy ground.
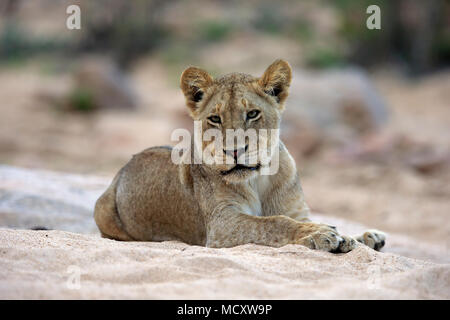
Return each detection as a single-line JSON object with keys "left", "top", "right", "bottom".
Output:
{"left": 0, "top": 165, "right": 449, "bottom": 299}
{"left": 1, "top": 228, "right": 448, "bottom": 300}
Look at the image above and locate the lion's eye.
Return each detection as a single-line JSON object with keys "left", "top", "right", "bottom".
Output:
{"left": 246, "top": 110, "right": 260, "bottom": 120}
{"left": 208, "top": 115, "right": 221, "bottom": 124}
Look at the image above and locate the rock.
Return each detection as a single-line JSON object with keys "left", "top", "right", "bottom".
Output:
{"left": 280, "top": 119, "right": 323, "bottom": 161}
{"left": 407, "top": 151, "right": 450, "bottom": 174}
{"left": 36, "top": 57, "right": 138, "bottom": 112}
{"left": 71, "top": 57, "right": 137, "bottom": 110}
{"left": 326, "top": 131, "right": 450, "bottom": 173}
{"left": 285, "top": 68, "right": 389, "bottom": 144}
{"left": 0, "top": 165, "right": 109, "bottom": 233}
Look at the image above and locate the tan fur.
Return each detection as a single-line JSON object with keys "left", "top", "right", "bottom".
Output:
{"left": 94, "top": 60, "right": 386, "bottom": 252}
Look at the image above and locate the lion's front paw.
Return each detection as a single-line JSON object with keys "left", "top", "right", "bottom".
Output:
{"left": 297, "top": 225, "right": 357, "bottom": 253}
{"left": 337, "top": 235, "right": 358, "bottom": 253}
{"left": 299, "top": 225, "right": 344, "bottom": 252}
{"left": 355, "top": 229, "right": 386, "bottom": 251}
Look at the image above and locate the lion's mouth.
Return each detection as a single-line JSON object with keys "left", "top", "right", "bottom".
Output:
{"left": 220, "top": 164, "right": 261, "bottom": 175}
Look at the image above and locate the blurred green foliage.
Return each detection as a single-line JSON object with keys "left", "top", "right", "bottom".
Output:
{"left": 330, "top": 0, "right": 449, "bottom": 73}
{"left": 0, "top": 24, "right": 67, "bottom": 64}
{"left": 197, "top": 20, "right": 233, "bottom": 42}
{"left": 0, "top": 0, "right": 448, "bottom": 73}
{"left": 77, "top": 0, "right": 170, "bottom": 68}
{"left": 306, "top": 47, "right": 345, "bottom": 68}
{"left": 291, "top": 21, "right": 313, "bottom": 41}
{"left": 253, "top": 4, "right": 284, "bottom": 34}
{"left": 68, "top": 87, "right": 95, "bottom": 112}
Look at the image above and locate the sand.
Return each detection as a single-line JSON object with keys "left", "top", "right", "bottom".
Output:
{"left": 0, "top": 165, "right": 449, "bottom": 299}
{"left": 0, "top": 228, "right": 448, "bottom": 299}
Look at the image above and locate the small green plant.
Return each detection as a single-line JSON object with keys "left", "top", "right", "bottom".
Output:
{"left": 253, "top": 5, "right": 284, "bottom": 34}
{"left": 0, "top": 23, "right": 67, "bottom": 64}
{"left": 306, "top": 47, "right": 345, "bottom": 68}
{"left": 0, "top": 24, "right": 31, "bottom": 63}
{"left": 68, "top": 87, "right": 95, "bottom": 112}
{"left": 292, "top": 21, "right": 313, "bottom": 41}
{"left": 198, "top": 20, "right": 233, "bottom": 42}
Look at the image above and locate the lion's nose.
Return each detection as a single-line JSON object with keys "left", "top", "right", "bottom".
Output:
{"left": 224, "top": 145, "right": 248, "bottom": 162}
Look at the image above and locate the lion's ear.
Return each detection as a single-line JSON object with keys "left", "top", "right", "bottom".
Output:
{"left": 180, "top": 66, "right": 213, "bottom": 113}
{"left": 258, "top": 59, "right": 292, "bottom": 105}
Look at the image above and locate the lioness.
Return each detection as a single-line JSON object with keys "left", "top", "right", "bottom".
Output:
{"left": 94, "top": 59, "right": 386, "bottom": 252}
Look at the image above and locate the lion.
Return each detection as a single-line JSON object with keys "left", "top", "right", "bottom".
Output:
{"left": 94, "top": 59, "right": 386, "bottom": 252}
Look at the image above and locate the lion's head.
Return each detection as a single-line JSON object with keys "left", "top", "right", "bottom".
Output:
{"left": 180, "top": 59, "right": 292, "bottom": 182}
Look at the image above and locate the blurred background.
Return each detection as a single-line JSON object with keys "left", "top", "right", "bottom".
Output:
{"left": 0, "top": 0, "right": 449, "bottom": 249}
